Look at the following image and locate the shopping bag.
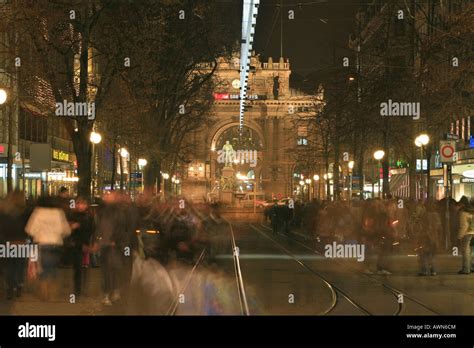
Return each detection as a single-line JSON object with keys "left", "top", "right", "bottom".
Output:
{"left": 27, "top": 259, "right": 38, "bottom": 282}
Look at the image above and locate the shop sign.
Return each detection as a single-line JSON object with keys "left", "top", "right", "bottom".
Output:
{"left": 213, "top": 93, "right": 266, "bottom": 100}
{"left": 52, "top": 150, "right": 70, "bottom": 162}
{"left": 23, "top": 173, "right": 42, "bottom": 179}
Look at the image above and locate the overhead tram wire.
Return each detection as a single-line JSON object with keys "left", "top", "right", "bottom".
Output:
{"left": 261, "top": 6, "right": 281, "bottom": 55}
{"left": 239, "top": 0, "right": 261, "bottom": 137}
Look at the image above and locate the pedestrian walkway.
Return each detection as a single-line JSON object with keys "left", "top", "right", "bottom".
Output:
{"left": 0, "top": 267, "right": 111, "bottom": 315}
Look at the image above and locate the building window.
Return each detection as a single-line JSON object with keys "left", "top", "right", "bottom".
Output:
{"left": 297, "top": 125, "right": 308, "bottom": 146}
{"left": 297, "top": 137, "right": 308, "bottom": 146}
{"left": 19, "top": 109, "right": 48, "bottom": 143}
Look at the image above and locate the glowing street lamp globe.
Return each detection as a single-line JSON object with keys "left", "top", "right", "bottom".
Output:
{"left": 119, "top": 148, "right": 129, "bottom": 158}
{"left": 138, "top": 158, "right": 148, "bottom": 167}
{"left": 0, "top": 89, "right": 7, "bottom": 105}
{"left": 90, "top": 131, "right": 102, "bottom": 144}
{"left": 313, "top": 174, "right": 320, "bottom": 181}
{"left": 373, "top": 150, "right": 385, "bottom": 161}
{"left": 415, "top": 134, "right": 430, "bottom": 147}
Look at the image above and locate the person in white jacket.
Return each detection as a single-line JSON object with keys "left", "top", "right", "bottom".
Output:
{"left": 25, "top": 196, "right": 72, "bottom": 300}
{"left": 457, "top": 200, "right": 474, "bottom": 274}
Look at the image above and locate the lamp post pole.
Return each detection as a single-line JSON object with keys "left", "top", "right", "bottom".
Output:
{"left": 90, "top": 132, "right": 102, "bottom": 201}
{"left": 415, "top": 134, "right": 430, "bottom": 201}
{"left": 373, "top": 150, "right": 385, "bottom": 199}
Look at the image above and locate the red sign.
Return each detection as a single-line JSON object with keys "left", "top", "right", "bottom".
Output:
{"left": 378, "top": 167, "right": 392, "bottom": 179}
{"left": 440, "top": 141, "right": 455, "bottom": 163}
{"left": 0, "top": 145, "right": 4, "bottom": 154}
{"left": 213, "top": 93, "right": 230, "bottom": 100}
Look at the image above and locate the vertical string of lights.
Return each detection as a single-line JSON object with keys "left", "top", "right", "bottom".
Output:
{"left": 239, "top": 0, "right": 260, "bottom": 138}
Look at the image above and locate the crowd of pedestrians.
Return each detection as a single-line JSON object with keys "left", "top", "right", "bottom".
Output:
{"left": 266, "top": 196, "right": 473, "bottom": 276}
{"left": 0, "top": 188, "right": 229, "bottom": 314}
{"left": 2, "top": 187, "right": 474, "bottom": 312}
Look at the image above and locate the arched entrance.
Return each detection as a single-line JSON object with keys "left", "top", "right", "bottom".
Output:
{"left": 209, "top": 123, "right": 265, "bottom": 205}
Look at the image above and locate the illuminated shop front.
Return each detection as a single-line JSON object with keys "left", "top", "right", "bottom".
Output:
{"left": 48, "top": 149, "right": 78, "bottom": 196}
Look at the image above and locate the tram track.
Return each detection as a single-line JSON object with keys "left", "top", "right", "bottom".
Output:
{"left": 256, "top": 223, "right": 440, "bottom": 315}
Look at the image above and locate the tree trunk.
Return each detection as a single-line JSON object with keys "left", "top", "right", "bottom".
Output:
{"left": 6, "top": 104, "right": 13, "bottom": 194}
{"left": 426, "top": 145, "right": 432, "bottom": 199}
{"left": 73, "top": 130, "right": 92, "bottom": 199}
{"left": 356, "top": 139, "right": 365, "bottom": 200}
{"left": 119, "top": 149, "right": 124, "bottom": 191}
{"left": 144, "top": 157, "right": 158, "bottom": 195}
{"left": 333, "top": 140, "right": 341, "bottom": 200}
{"left": 409, "top": 149, "right": 417, "bottom": 200}
{"left": 325, "top": 154, "right": 330, "bottom": 200}
{"left": 110, "top": 140, "right": 116, "bottom": 191}
{"left": 382, "top": 125, "right": 390, "bottom": 199}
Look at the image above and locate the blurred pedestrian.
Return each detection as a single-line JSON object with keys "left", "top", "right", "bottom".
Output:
{"left": 25, "top": 196, "right": 71, "bottom": 300}
{"left": 373, "top": 201, "right": 394, "bottom": 275}
{"left": 96, "top": 192, "right": 137, "bottom": 305}
{"left": 0, "top": 191, "right": 30, "bottom": 300}
{"left": 69, "top": 197, "right": 94, "bottom": 297}
{"left": 416, "top": 202, "right": 442, "bottom": 276}
{"left": 269, "top": 202, "right": 279, "bottom": 234}
{"left": 457, "top": 198, "right": 474, "bottom": 274}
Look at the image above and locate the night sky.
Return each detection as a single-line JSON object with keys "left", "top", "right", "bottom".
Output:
{"left": 253, "top": 0, "right": 362, "bottom": 90}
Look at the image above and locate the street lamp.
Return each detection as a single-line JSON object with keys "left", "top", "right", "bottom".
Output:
{"left": 373, "top": 150, "right": 385, "bottom": 161}
{"left": 313, "top": 174, "right": 320, "bottom": 200}
{"left": 118, "top": 148, "right": 129, "bottom": 192}
{"left": 138, "top": 158, "right": 147, "bottom": 193}
{"left": 0, "top": 88, "right": 12, "bottom": 194}
{"left": 89, "top": 131, "right": 102, "bottom": 200}
{"left": 305, "top": 178, "right": 311, "bottom": 201}
{"left": 415, "top": 133, "right": 430, "bottom": 200}
{"left": 348, "top": 160, "right": 354, "bottom": 200}
{"left": 299, "top": 180, "right": 305, "bottom": 202}
{"left": 0, "top": 88, "right": 7, "bottom": 105}
{"left": 90, "top": 131, "right": 102, "bottom": 144}
{"left": 415, "top": 133, "right": 429, "bottom": 147}
{"left": 119, "top": 147, "right": 129, "bottom": 158}
{"left": 373, "top": 150, "right": 385, "bottom": 198}
{"left": 323, "top": 173, "right": 333, "bottom": 180}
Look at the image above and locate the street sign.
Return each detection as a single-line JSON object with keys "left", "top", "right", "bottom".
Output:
{"left": 440, "top": 140, "right": 456, "bottom": 163}
{"left": 445, "top": 133, "right": 459, "bottom": 140}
